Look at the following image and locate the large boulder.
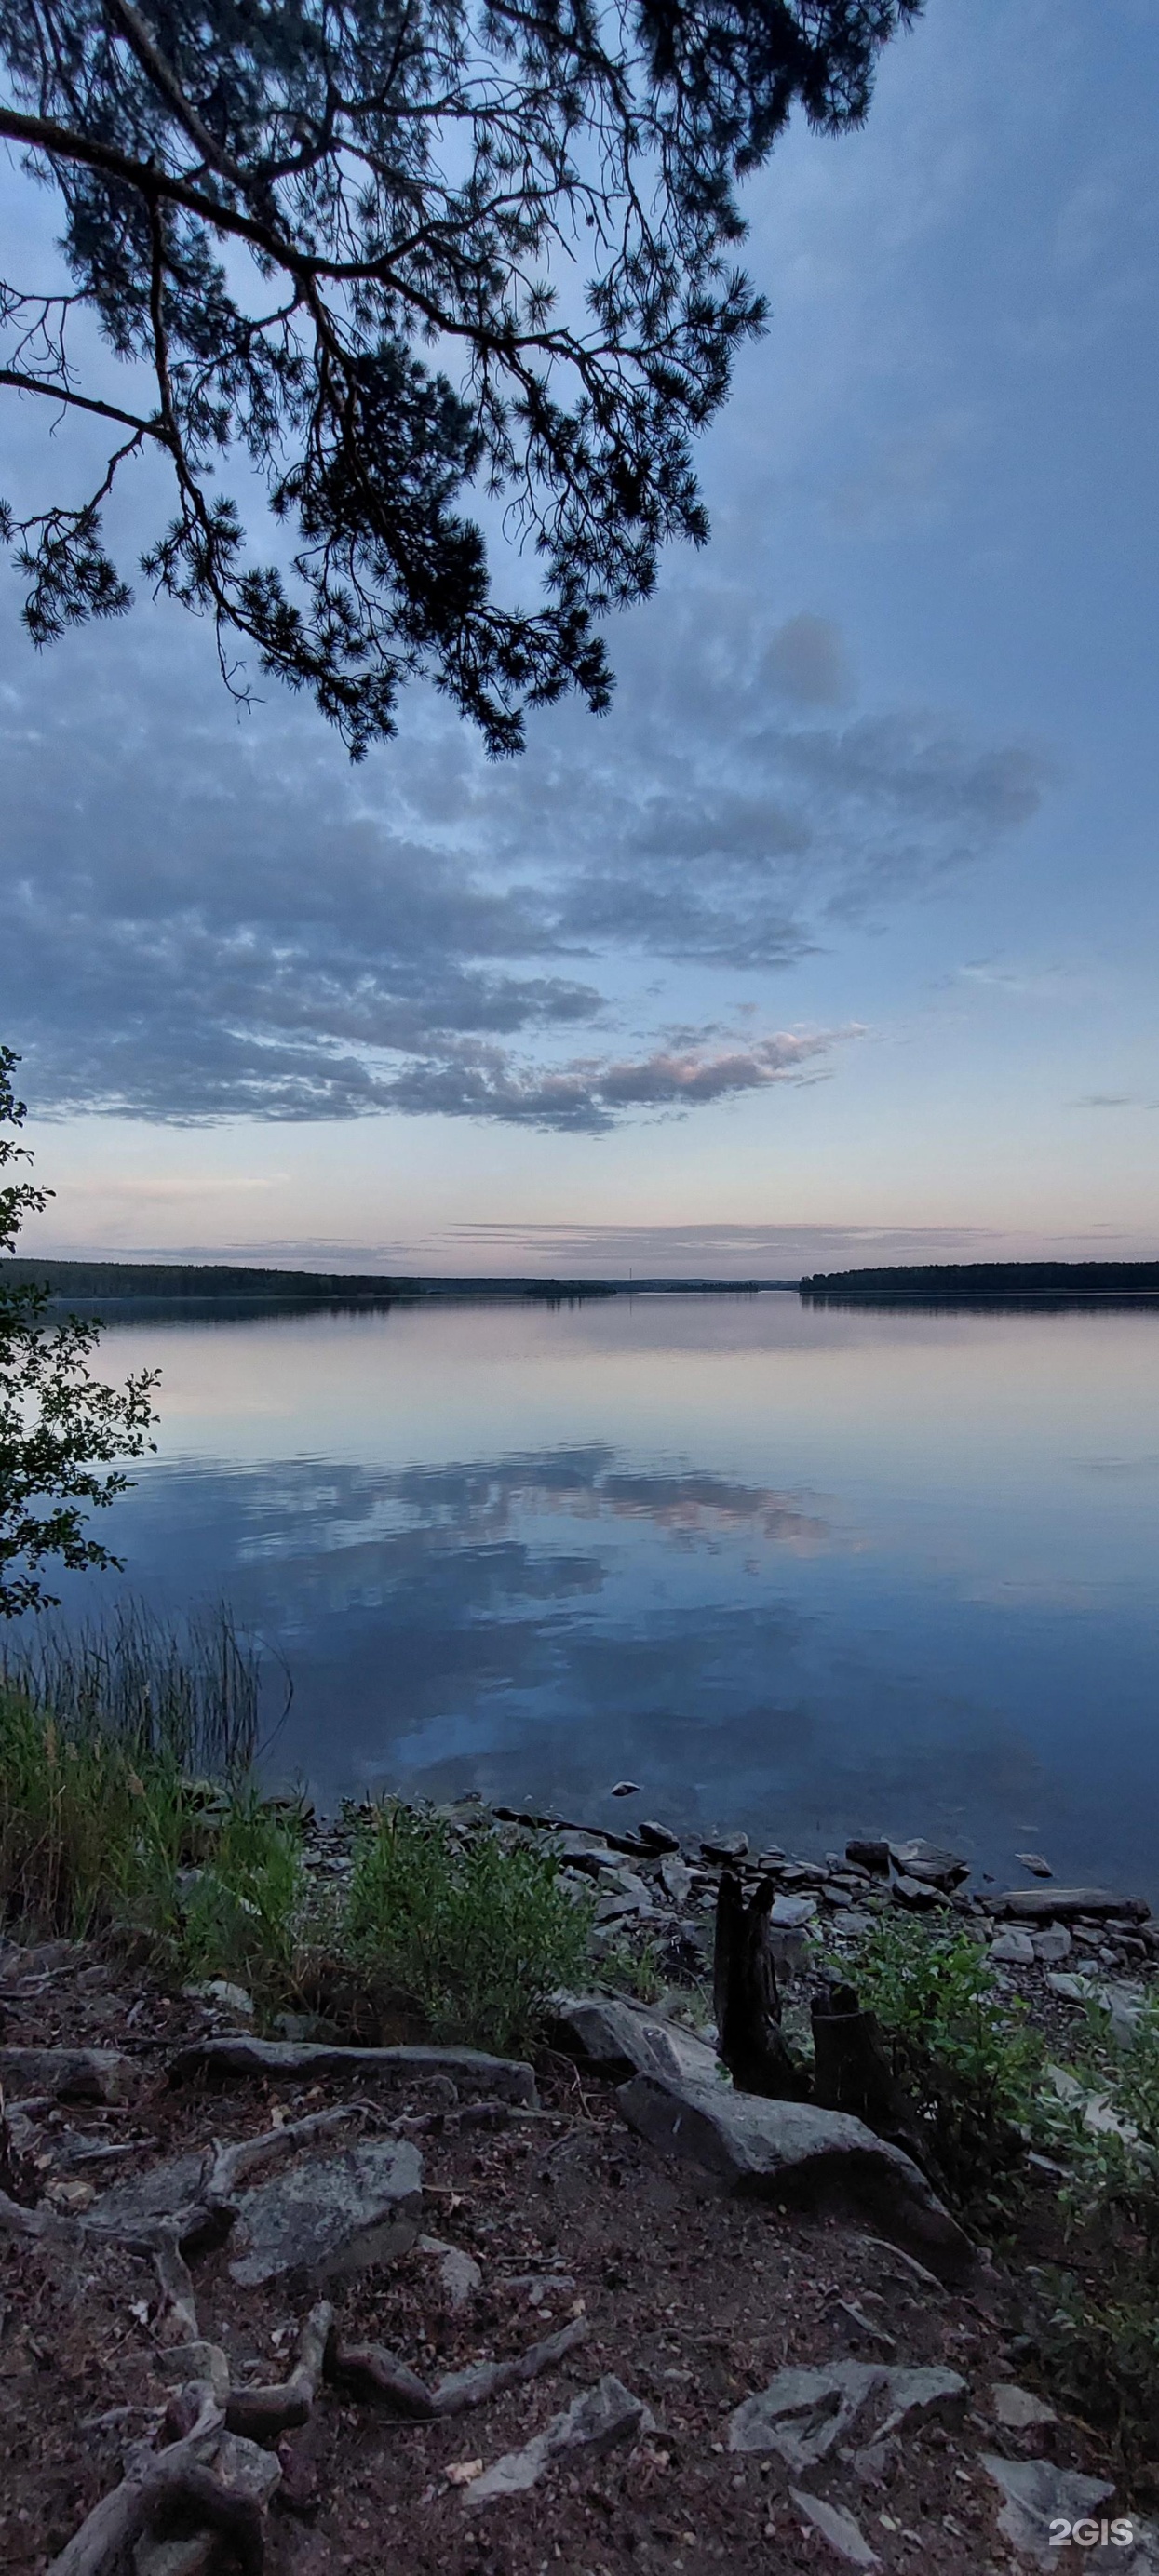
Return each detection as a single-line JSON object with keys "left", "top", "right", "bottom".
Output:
{"left": 228, "top": 2137, "right": 422, "bottom": 2288}
{"left": 615, "top": 2072, "right": 975, "bottom": 2285}
{"left": 548, "top": 1993, "right": 721, "bottom": 2086}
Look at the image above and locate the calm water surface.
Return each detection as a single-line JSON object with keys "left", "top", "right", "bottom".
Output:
{"left": 46, "top": 1295, "right": 1159, "bottom": 1895}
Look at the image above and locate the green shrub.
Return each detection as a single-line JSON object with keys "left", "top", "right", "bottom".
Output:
{"left": 1031, "top": 1996, "right": 1159, "bottom": 2457}
{"left": 838, "top": 1912, "right": 1044, "bottom": 2225}
{"left": 344, "top": 1801, "right": 593, "bottom": 2054}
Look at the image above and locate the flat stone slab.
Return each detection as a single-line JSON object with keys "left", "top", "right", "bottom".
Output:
{"left": 995, "top": 1888, "right": 1151, "bottom": 1923}
{"left": 464, "top": 2373, "right": 652, "bottom": 2507}
{"left": 790, "top": 2488, "right": 881, "bottom": 2569}
{"left": 0, "top": 2046, "right": 141, "bottom": 2104}
{"left": 228, "top": 2136, "right": 422, "bottom": 2288}
{"left": 730, "top": 2360, "right": 966, "bottom": 2468}
{"left": 88, "top": 2151, "right": 209, "bottom": 2234}
{"left": 168, "top": 2035, "right": 537, "bottom": 2103}
{"left": 616, "top": 2073, "right": 975, "bottom": 2285}
{"left": 549, "top": 1994, "right": 721, "bottom": 2086}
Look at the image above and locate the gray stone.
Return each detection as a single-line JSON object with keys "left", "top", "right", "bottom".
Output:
{"left": 616, "top": 2073, "right": 975, "bottom": 2284}
{"left": 891, "top": 1874, "right": 941, "bottom": 1910}
{"left": 610, "top": 1780, "right": 639, "bottom": 1796}
{"left": 464, "top": 2373, "right": 652, "bottom": 2508}
{"left": 637, "top": 1821, "right": 681, "bottom": 1854}
{"left": 701, "top": 1831, "right": 748, "bottom": 1861}
{"left": 845, "top": 1842, "right": 891, "bottom": 1877}
{"left": 419, "top": 2234, "right": 482, "bottom": 2310}
{"left": 658, "top": 1852, "right": 694, "bottom": 1906}
{"left": 549, "top": 1831, "right": 622, "bottom": 1876}
{"left": 789, "top": 2489, "right": 881, "bottom": 2569}
{"left": 996, "top": 1888, "right": 1151, "bottom": 1923}
{"left": 182, "top": 1979, "right": 255, "bottom": 2018}
{"left": 990, "top": 1930, "right": 1035, "bottom": 1966}
{"left": 134, "top": 2540, "right": 216, "bottom": 2576}
{"left": 168, "top": 2036, "right": 538, "bottom": 2103}
{"left": 88, "top": 2152, "right": 209, "bottom": 2234}
{"left": 991, "top": 2382, "right": 1058, "bottom": 2431}
{"left": 888, "top": 1839, "right": 969, "bottom": 1890}
{"left": 211, "top": 2431, "right": 283, "bottom": 2508}
{"left": 980, "top": 2457, "right": 1120, "bottom": 2568}
{"left": 770, "top": 1893, "right": 817, "bottom": 1929}
{"left": 1031, "top": 1925, "right": 1071, "bottom": 1965}
{"left": 0, "top": 2046, "right": 141, "bottom": 2104}
{"left": 729, "top": 2361, "right": 966, "bottom": 2468}
{"left": 228, "top": 2136, "right": 422, "bottom": 2288}
{"left": 549, "top": 1993, "right": 721, "bottom": 2086}
{"left": 1017, "top": 1853, "right": 1054, "bottom": 1878}
{"left": 1045, "top": 1975, "right": 1145, "bottom": 2044}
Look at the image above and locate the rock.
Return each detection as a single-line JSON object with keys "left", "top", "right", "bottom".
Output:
{"left": 211, "top": 2430, "right": 283, "bottom": 2508}
{"left": 1046, "top": 1975, "right": 1144, "bottom": 2045}
{"left": 0, "top": 2046, "right": 141, "bottom": 2104}
{"left": 701, "top": 1831, "right": 748, "bottom": 1861}
{"left": 996, "top": 1887, "right": 1151, "bottom": 1924}
{"left": 1047, "top": 2062, "right": 1138, "bottom": 2140}
{"left": 464, "top": 2373, "right": 653, "bottom": 2508}
{"left": 615, "top": 2073, "right": 975, "bottom": 2284}
{"left": 548, "top": 1993, "right": 721, "bottom": 2086}
{"left": 134, "top": 2539, "right": 216, "bottom": 2576}
{"left": 637, "top": 1821, "right": 681, "bottom": 1854}
{"left": 769, "top": 1893, "right": 817, "bottom": 1929}
{"left": 1017, "top": 1853, "right": 1054, "bottom": 1877}
{"left": 549, "top": 1831, "right": 622, "bottom": 1877}
{"left": 611, "top": 1780, "right": 639, "bottom": 1796}
{"left": 167, "top": 2036, "right": 538, "bottom": 2104}
{"left": 891, "top": 1874, "right": 941, "bottom": 1910}
{"left": 768, "top": 1926, "right": 812, "bottom": 1976}
{"left": 419, "top": 2234, "right": 483, "bottom": 2310}
{"left": 1031, "top": 1925, "right": 1071, "bottom": 1965}
{"left": 789, "top": 2488, "right": 881, "bottom": 2569}
{"left": 730, "top": 2361, "right": 966, "bottom": 2468}
{"left": 153, "top": 2342, "right": 232, "bottom": 2404}
{"left": 980, "top": 2457, "right": 1116, "bottom": 2567}
{"left": 658, "top": 1852, "right": 693, "bottom": 1906}
{"left": 991, "top": 2383, "right": 1058, "bottom": 2431}
{"left": 228, "top": 2136, "right": 422, "bottom": 2288}
{"left": 182, "top": 1980, "right": 255, "bottom": 2019}
{"left": 846, "top": 1842, "right": 891, "bottom": 1878}
{"left": 888, "top": 1839, "right": 969, "bottom": 1890}
{"left": 88, "top": 2153, "right": 215, "bottom": 2234}
{"left": 990, "top": 1930, "right": 1035, "bottom": 1966}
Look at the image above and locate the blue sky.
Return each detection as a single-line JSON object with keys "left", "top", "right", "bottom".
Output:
{"left": 3, "top": 0, "right": 1157, "bottom": 1275}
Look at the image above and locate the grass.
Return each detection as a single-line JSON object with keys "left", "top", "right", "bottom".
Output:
{"left": 0, "top": 1611, "right": 596, "bottom": 2052}
{"left": 343, "top": 1800, "right": 594, "bottom": 2056}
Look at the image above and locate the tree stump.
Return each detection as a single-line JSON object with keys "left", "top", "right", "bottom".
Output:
{"left": 810, "top": 1982, "right": 932, "bottom": 2171}
{"left": 713, "top": 1871, "right": 808, "bottom": 2100}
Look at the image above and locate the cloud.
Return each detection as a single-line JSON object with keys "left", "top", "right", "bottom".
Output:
{"left": 0, "top": 582, "right": 1048, "bottom": 1128}
{"left": 762, "top": 613, "right": 852, "bottom": 707}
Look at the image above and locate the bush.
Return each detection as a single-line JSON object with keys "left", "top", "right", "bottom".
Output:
{"left": 1031, "top": 1996, "right": 1159, "bottom": 2458}
{"left": 838, "top": 1912, "right": 1044, "bottom": 2226}
{"left": 344, "top": 1802, "right": 593, "bottom": 2055}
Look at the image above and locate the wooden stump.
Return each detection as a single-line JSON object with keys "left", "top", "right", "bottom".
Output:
{"left": 713, "top": 1872, "right": 808, "bottom": 2100}
{"left": 810, "top": 1983, "right": 931, "bottom": 2170}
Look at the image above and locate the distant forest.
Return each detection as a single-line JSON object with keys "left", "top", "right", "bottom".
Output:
{"left": 802, "top": 1261, "right": 1159, "bottom": 1299}
{"left": 0, "top": 1258, "right": 616, "bottom": 1302}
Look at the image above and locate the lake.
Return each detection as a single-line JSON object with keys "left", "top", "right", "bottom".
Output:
{"left": 34, "top": 1292, "right": 1159, "bottom": 1898}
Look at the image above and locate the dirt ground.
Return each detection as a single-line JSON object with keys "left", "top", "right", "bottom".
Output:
{"left": 0, "top": 1939, "right": 1140, "bottom": 2574}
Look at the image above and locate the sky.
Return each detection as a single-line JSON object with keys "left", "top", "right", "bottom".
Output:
{"left": 2, "top": 0, "right": 1157, "bottom": 1279}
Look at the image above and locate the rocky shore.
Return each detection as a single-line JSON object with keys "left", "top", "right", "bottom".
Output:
{"left": 2, "top": 1794, "right": 1157, "bottom": 2575}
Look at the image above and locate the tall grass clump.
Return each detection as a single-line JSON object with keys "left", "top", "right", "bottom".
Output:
{"left": 344, "top": 1801, "right": 593, "bottom": 2055}
{"left": 0, "top": 1603, "right": 264, "bottom": 1943}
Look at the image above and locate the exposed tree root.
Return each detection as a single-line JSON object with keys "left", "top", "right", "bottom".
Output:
{"left": 325, "top": 2314, "right": 590, "bottom": 2418}
{"left": 225, "top": 2302, "right": 334, "bottom": 2439}
{"left": 41, "top": 2384, "right": 269, "bottom": 2576}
